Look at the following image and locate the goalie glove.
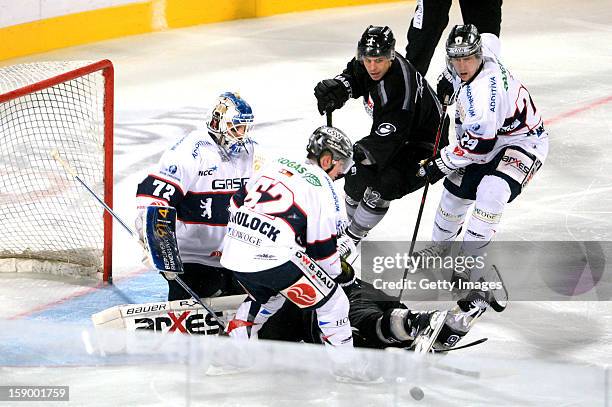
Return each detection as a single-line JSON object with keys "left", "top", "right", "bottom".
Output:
{"left": 142, "top": 205, "right": 184, "bottom": 279}
{"left": 417, "top": 153, "right": 454, "bottom": 185}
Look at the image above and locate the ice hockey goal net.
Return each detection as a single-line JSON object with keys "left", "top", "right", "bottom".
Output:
{"left": 0, "top": 60, "right": 114, "bottom": 282}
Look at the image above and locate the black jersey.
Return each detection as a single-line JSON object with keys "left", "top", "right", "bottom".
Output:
{"left": 336, "top": 54, "right": 442, "bottom": 169}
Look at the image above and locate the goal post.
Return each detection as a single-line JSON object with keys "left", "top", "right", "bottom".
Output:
{"left": 0, "top": 60, "right": 114, "bottom": 282}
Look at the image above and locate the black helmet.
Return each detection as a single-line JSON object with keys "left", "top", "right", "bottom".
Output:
{"left": 357, "top": 25, "right": 396, "bottom": 60}
{"left": 445, "top": 24, "right": 482, "bottom": 59}
{"left": 307, "top": 126, "right": 353, "bottom": 173}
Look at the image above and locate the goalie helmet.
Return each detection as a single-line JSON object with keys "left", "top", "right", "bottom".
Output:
{"left": 357, "top": 25, "right": 396, "bottom": 61}
{"left": 307, "top": 126, "right": 353, "bottom": 174}
{"left": 445, "top": 24, "right": 482, "bottom": 59}
{"left": 206, "top": 91, "right": 255, "bottom": 156}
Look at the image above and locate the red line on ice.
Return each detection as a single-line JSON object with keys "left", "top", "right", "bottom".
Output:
{"left": 545, "top": 95, "right": 612, "bottom": 125}
{"left": 7, "top": 266, "right": 148, "bottom": 320}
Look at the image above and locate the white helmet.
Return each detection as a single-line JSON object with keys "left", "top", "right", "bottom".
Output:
{"left": 206, "top": 92, "right": 255, "bottom": 156}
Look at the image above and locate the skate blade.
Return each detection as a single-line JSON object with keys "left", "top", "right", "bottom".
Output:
{"left": 413, "top": 311, "right": 448, "bottom": 354}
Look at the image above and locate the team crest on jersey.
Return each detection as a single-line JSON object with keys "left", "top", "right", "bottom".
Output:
{"left": 160, "top": 165, "right": 180, "bottom": 181}
{"left": 303, "top": 172, "right": 321, "bottom": 187}
{"left": 375, "top": 123, "right": 396, "bottom": 137}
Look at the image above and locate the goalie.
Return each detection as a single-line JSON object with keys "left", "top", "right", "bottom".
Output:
{"left": 136, "top": 91, "right": 258, "bottom": 300}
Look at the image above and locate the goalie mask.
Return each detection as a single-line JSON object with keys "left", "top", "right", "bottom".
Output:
{"left": 206, "top": 92, "right": 255, "bottom": 156}
{"left": 307, "top": 126, "right": 354, "bottom": 175}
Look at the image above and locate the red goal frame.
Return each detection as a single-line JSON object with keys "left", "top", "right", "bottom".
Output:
{"left": 0, "top": 60, "right": 115, "bottom": 282}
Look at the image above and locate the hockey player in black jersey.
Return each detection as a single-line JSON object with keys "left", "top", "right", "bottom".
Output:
{"left": 314, "top": 25, "right": 449, "bottom": 247}
{"left": 258, "top": 260, "right": 487, "bottom": 351}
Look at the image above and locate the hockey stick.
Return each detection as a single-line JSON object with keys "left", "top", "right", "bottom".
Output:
{"left": 50, "top": 149, "right": 227, "bottom": 330}
{"left": 398, "top": 98, "right": 450, "bottom": 299}
{"left": 433, "top": 337, "right": 488, "bottom": 353}
{"left": 326, "top": 109, "right": 333, "bottom": 127}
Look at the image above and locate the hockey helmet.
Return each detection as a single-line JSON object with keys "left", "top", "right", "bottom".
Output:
{"left": 307, "top": 126, "right": 353, "bottom": 174}
{"left": 445, "top": 24, "right": 482, "bottom": 59}
{"left": 206, "top": 91, "right": 255, "bottom": 156}
{"left": 357, "top": 25, "right": 396, "bottom": 61}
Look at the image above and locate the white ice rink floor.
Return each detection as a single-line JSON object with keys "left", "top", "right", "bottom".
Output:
{"left": 1, "top": 0, "right": 611, "bottom": 405}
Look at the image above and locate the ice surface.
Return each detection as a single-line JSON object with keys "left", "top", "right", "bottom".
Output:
{"left": 1, "top": 0, "right": 611, "bottom": 405}
{"left": 0, "top": 320, "right": 608, "bottom": 406}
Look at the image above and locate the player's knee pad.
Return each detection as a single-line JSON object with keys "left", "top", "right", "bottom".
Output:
{"left": 281, "top": 251, "right": 338, "bottom": 310}
{"left": 362, "top": 187, "right": 391, "bottom": 211}
{"left": 347, "top": 187, "right": 391, "bottom": 242}
{"left": 464, "top": 175, "right": 510, "bottom": 243}
{"left": 432, "top": 188, "right": 472, "bottom": 242}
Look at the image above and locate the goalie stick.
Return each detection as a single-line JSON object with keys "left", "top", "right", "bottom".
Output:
{"left": 51, "top": 149, "right": 227, "bottom": 330}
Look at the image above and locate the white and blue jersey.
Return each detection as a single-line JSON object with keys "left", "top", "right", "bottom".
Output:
{"left": 441, "top": 34, "right": 549, "bottom": 170}
{"left": 136, "top": 129, "right": 259, "bottom": 267}
{"left": 221, "top": 157, "right": 347, "bottom": 278}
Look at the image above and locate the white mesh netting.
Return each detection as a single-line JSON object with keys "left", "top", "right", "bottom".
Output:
{"left": 0, "top": 61, "right": 109, "bottom": 278}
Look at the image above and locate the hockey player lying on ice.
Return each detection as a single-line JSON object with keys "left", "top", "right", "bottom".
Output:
{"left": 255, "top": 260, "right": 491, "bottom": 352}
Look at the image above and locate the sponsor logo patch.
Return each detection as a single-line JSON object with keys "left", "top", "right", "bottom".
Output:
{"left": 452, "top": 146, "right": 465, "bottom": 157}
{"left": 375, "top": 123, "right": 396, "bottom": 137}
{"left": 286, "top": 283, "right": 317, "bottom": 307}
{"left": 496, "top": 149, "right": 535, "bottom": 185}
{"left": 472, "top": 207, "right": 502, "bottom": 224}
{"left": 198, "top": 165, "right": 218, "bottom": 176}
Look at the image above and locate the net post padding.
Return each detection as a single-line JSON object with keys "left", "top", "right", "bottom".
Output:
{"left": 0, "top": 60, "right": 114, "bottom": 281}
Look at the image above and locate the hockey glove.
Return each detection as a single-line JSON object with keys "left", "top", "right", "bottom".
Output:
{"left": 436, "top": 69, "right": 457, "bottom": 105}
{"left": 336, "top": 258, "right": 357, "bottom": 288}
{"left": 353, "top": 142, "right": 376, "bottom": 166}
{"left": 417, "top": 153, "right": 454, "bottom": 185}
{"left": 314, "top": 78, "right": 350, "bottom": 115}
{"left": 337, "top": 233, "right": 358, "bottom": 263}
